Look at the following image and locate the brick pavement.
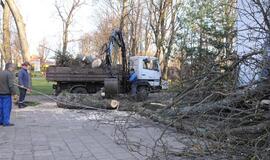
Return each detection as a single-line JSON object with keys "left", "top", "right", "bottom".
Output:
{"left": 0, "top": 96, "right": 184, "bottom": 160}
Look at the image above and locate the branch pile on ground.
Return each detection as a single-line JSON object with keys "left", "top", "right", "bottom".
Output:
{"left": 162, "top": 80, "right": 270, "bottom": 159}
{"left": 56, "top": 82, "right": 270, "bottom": 159}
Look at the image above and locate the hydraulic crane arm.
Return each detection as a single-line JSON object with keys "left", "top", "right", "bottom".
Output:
{"left": 103, "top": 29, "right": 128, "bottom": 91}
{"left": 104, "top": 29, "right": 127, "bottom": 72}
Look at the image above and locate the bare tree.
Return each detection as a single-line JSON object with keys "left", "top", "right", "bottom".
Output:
{"left": 143, "top": 15, "right": 152, "bottom": 55}
{"left": 161, "top": 1, "right": 181, "bottom": 79}
{"left": 38, "top": 38, "right": 50, "bottom": 67}
{"left": 5, "top": 0, "right": 30, "bottom": 62}
{"left": 92, "top": 13, "right": 119, "bottom": 55}
{"left": 2, "top": 0, "right": 12, "bottom": 63}
{"left": 147, "top": 0, "right": 181, "bottom": 79}
{"left": 79, "top": 33, "right": 93, "bottom": 56}
{"left": 119, "top": 0, "right": 128, "bottom": 32}
{"left": 127, "top": 0, "right": 143, "bottom": 56}
{"left": 55, "top": 0, "right": 84, "bottom": 55}
{"left": 11, "top": 34, "right": 23, "bottom": 66}
{"left": 147, "top": 0, "right": 169, "bottom": 60}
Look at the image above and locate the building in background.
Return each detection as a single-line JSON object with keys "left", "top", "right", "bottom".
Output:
{"left": 30, "top": 55, "right": 41, "bottom": 72}
{"left": 29, "top": 55, "right": 55, "bottom": 72}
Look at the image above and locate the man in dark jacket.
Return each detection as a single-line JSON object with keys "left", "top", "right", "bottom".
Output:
{"left": 18, "top": 62, "right": 31, "bottom": 108}
{"left": 0, "top": 63, "right": 16, "bottom": 126}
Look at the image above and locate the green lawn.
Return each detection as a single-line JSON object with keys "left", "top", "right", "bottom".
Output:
{"left": 31, "top": 78, "right": 54, "bottom": 95}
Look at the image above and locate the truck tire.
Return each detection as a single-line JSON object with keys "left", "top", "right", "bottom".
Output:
{"left": 137, "top": 86, "right": 149, "bottom": 101}
{"left": 70, "top": 86, "right": 88, "bottom": 94}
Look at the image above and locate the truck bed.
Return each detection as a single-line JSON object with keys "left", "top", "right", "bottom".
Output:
{"left": 46, "top": 65, "right": 123, "bottom": 82}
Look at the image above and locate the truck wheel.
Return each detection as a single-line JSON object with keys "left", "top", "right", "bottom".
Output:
{"left": 137, "top": 86, "right": 149, "bottom": 101}
{"left": 54, "top": 89, "right": 61, "bottom": 96}
{"left": 70, "top": 87, "right": 88, "bottom": 94}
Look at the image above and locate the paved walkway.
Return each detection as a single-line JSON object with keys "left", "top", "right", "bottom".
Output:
{"left": 0, "top": 96, "right": 184, "bottom": 160}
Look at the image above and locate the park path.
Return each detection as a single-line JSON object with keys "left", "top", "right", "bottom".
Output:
{"left": 0, "top": 96, "right": 184, "bottom": 160}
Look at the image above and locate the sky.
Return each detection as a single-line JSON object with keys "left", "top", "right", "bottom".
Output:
{"left": 15, "top": 0, "right": 104, "bottom": 55}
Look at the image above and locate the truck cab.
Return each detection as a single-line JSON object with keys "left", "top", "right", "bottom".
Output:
{"left": 129, "top": 56, "right": 162, "bottom": 99}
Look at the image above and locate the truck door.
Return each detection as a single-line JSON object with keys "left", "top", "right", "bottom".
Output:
{"left": 139, "top": 58, "right": 161, "bottom": 87}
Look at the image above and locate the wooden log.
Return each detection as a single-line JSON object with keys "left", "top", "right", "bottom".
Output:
{"left": 227, "top": 120, "right": 270, "bottom": 135}
{"left": 57, "top": 93, "right": 121, "bottom": 109}
{"left": 110, "top": 100, "right": 120, "bottom": 109}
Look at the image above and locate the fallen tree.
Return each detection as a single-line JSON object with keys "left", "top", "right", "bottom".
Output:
{"left": 56, "top": 78, "right": 270, "bottom": 159}
{"left": 57, "top": 92, "right": 122, "bottom": 109}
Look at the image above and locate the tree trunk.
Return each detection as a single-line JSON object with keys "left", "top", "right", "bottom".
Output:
{"left": 0, "top": 56, "right": 3, "bottom": 70}
{"left": 5, "top": 0, "right": 30, "bottom": 62}
{"left": 0, "top": 45, "right": 4, "bottom": 70}
{"left": 130, "top": 0, "right": 141, "bottom": 56}
{"left": 3, "top": 1, "right": 12, "bottom": 63}
{"left": 119, "top": 0, "right": 127, "bottom": 31}
{"left": 137, "top": 7, "right": 144, "bottom": 54}
{"left": 144, "top": 18, "right": 150, "bottom": 55}
{"left": 62, "top": 26, "right": 68, "bottom": 55}
{"left": 162, "top": 59, "right": 169, "bottom": 79}
{"left": 57, "top": 93, "right": 120, "bottom": 109}
{"left": 129, "top": 4, "right": 135, "bottom": 56}
{"left": 161, "top": 1, "right": 177, "bottom": 79}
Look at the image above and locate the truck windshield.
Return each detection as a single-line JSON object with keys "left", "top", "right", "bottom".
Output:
{"left": 143, "top": 59, "right": 159, "bottom": 71}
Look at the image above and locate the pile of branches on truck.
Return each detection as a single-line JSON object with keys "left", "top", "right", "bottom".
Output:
{"left": 55, "top": 50, "right": 104, "bottom": 68}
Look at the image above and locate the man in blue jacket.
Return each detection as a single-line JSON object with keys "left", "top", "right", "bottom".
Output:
{"left": 0, "top": 63, "right": 16, "bottom": 126}
{"left": 18, "top": 62, "right": 31, "bottom": 108}
{"left": 129, "top": 68, "right": 137, "bottom": 96}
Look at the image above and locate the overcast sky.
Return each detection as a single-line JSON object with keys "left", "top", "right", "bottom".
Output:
{"left": 15, "top": 0, "right": 104, "bottom": 55}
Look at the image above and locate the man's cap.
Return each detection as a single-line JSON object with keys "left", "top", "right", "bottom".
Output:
{"left": 22, "top": 62, "right": 30, "bottom": 66}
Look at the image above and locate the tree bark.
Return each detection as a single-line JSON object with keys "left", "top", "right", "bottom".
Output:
{"left": 130, "top": 0, "right": 141, "bottom": 56}
{"left": 228, "top": 120, "right": 270, "bottom": 135}
{"left": 144, "top": 17, "right": 150, "bottom": 55}
{"left": 177, "top": 83, "right": 270, "bottom": 116}
{"left": 162, "top": 1, "right": 177, "bottom": 79}
{"left": 3, "top": 1, "right": 12, "bottom": 63}
{"left": 57, "top": 93, "right": 121, "bottom": 109}
{"left": 0, "top": 45, "right": 4, "bottom": 70}
{"left": 119, "top": 0, "right": 128, "bottom": 32}
{"left": 5, "top": 0, "right": 30, "bottom": 62}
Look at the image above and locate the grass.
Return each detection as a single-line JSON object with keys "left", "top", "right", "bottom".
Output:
{"left": 31, "top": 77, "right": 54, "bottom": 95}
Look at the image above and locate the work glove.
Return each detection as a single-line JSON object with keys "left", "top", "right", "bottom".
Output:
{"left": 27, "top": 88, "right": 32, "bottom": 94}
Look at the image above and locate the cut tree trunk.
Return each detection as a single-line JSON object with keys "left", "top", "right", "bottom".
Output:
{"left": 57, "top": 93, "right": 121, "bottom": 109}
{"left": 227, "top": 120, "right": 270, "bottom": 135}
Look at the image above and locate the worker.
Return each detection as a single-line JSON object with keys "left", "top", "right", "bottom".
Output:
{"left": 18, "top": 62, "right": 31, "bottom": 108}
{"left": 0, "top": 63, "right": 16, "bottom": 126}
{"left": 129, "top": 68, "right": 137, "bottom": 96}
